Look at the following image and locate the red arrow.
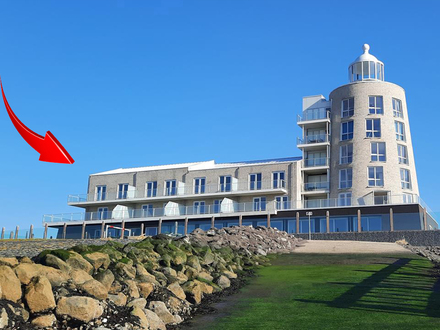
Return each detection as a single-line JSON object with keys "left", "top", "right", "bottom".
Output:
{"left": 1, "top": 80, "right": 74, "bottom": 164}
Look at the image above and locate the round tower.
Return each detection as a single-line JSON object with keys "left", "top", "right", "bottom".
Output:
{"left": 329, "top": 44, "right": 419, "bottom": 205}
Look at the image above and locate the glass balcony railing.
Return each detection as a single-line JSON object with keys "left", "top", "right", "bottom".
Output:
{"left": 297, "top": 108, "right": 330, "bottom": 122}
{"left": 303, "top": 182, "right": 329, "bottom": 191}
{"left": 303, "top": 158, "right": 329, "bottom": 167}
{"left": 297, "top": 134, "right": 330, "bottom": 145}
{"left": 68, "top": 180, "right": 287, "bottom": 203}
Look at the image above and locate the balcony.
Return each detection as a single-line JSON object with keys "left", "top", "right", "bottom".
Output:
{"left": 297, "top": 134, "right": 330, "bottom": 148}
{"left": 68, "top": 180, "right": 287, "bottom": 205}
{"left": 303, "top": 181, "right": 329, "bottom": 193}
{"left": 303, "top": 158, "right": 329, "bottom": 168}
{"left": 297, "top": 108, "right": 330, "bottom": 125}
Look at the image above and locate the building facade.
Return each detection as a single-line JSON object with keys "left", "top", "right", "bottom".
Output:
{"left": 44, "top": 45, "right": 437, "bottom": 238}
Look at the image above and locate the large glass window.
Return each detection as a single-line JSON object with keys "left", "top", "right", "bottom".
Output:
{"left": 342, "top": 98, "right": 354, "bottom": 118}
{"left": 397, "top": 144, "right": 408, "bottom": 164}
{"left": 146, "top": 181, "right": 157, "bottom": 197}
{"left": 369, "top": 96, "right": 383, "bottom": 114}
{"left": 213, "top": 199, "right": 221, "bottom": 213}
{"left": 275, "top": 196, "right": 289, "bottom": 210}
{"left": 142, "top": 204, "right": 154, "bottom": 217}
{"left": 340, "top": 144, "right": 353, "bottom": 164}
{"left": 400, "top": 169, "right": 411, "bottom": 189}
{"left": 339, "top": 168, "right": 353, "bottom": 189}
{"left": 366, "top": 119, "right": 381, "bottom": 138}
{"left": 118, "top": 183, "right": 128, "bottom": 199}
{"left": 97, "top": 207, "right": 108, "bottom": 220}
{"left": 338, "top": 193, "right": 352, "bottom": 206}
{"left": 368, "top": 166, "right": 384, "bottom": 186}
{"left": 395, "top": 121, "right": 405, "bottom": 141}
{"left": 273, "top": 171, "right": 285, "bottom": 188}
{"left": 253, "top": 197, "right": 266, "bottom": 211}
{"left": 393, "top": 98, "right": 403, "bottom": 118}
{"left": 250, "top": 173, "right": 262, "bottom": 190}
{"left": 371, "top": 142, "right": 386, "bottom": 162}
{"left": 193, "top": 201, "right": 205, "bottom": 214}
{"left": 341, "top": 121, "right": 354, "bottom": 140}
{"left": 165, "top": 180, "right": 177, "bottom": 196}
{"left": 194, "top": 177, "right": 206, "bottom": 194}
{"left": 96, "top": 185, "right": 106, "bottom": 201}
{"left": 219, "top": 176, "right": 232, "bottom": 192}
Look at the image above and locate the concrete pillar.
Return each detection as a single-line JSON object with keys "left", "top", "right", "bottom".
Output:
{"left": 211, "top": 216, "right": 215, "bottom": 229}
{"left": 14, "top": 226, "right": 19, "bottom": 239}
{"left": 357, "top": 209, "right": 362, "bottom": 232}
{"left": 63, "top": 223, "right": 67, "bottom": 239}
{"left": 29, "top": 225, "right": 33, "bottom": 239}
{"left": 9, "top": 232, "right": 13, "bottom": 239}
{"left": 120, "top": 221, "right": 125, "bottom": 239}
{"left": 1, "top": 227, "right": 5, "bottom": 240}
{"left": 267, "top": 213, "right": 271, "bottom": 228}
{"left": 101, "top": 221, "right": 105, "bottom": 239}
{"left": 423, "top": 208, "right": 428, "bottom": 230}
{"left": 158, "top": 218, "right": 162, "bottom": 234}
{"left": 389, "top": 208, "right": 394, "bottom": 232}
{"left": 238, "top": 215, "right": 243, "bottom": 227}
{"left": 326, "top": 211, "right": 330, "bottom": 233}
{"left": 43, "top": 223, "right": 48, "bottom": 239}
{"left": 184, "top": 217, "right": 188, "bottom": 235}
{"left": 81, "top": 222, "right": 86, "bottom": 239}
{"left": 140, "top": 223, "right": 144, "bottom": 236}
{"left": 296, "top": 212, "right": 300, "bottom": 234}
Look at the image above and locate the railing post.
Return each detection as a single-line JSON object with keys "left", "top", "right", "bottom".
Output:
{"left": 81, "top": 222, "right": 86, "bottom": 239}
{"left": 211, "top": 216, "right": 215, "bottom": 229}
{"left": 43, "top": 223, "right": 48, "bottom": 239}
{"left": 326, "top": 211, "right": 330, "bottom": 233}
{"left": 238, "top": 214, "right": 243, "bottom": 227}
{"left": 158, "top": 218, "right": 162, "bottom": 234}
{"left": 101, "top": 221, "right": 105, "bottom": 239}
{"left": 120, "top": 220, "right": 125, "bottom": 239}
{"left": 140, "top": 223, "right": 144, "bottom": 236}
{"left": 357, "top": 209, "right": 362, "bottom": 232}
{"left": 423, "top": 208, "right": 428, "bottom": 231}
{"left": 63, "top": 223, "right": 67, "bottom": 239}
{"left": 184, "top": 217, "right": 188, "bottom": 235}
{"left": 29, "top": 225, "right": 33, "bottom": 239}
{"left": 389, "top": 208, "right": 394, "bottom": 232}
{"left": 267, "top": 213, "right": 271, "bottom": 228}
{"left": 1, "top": 227, "right": 4, "bottom": 240}
{"left": 14, "top": 226, "right": 19, "bottom": 239}
{"left": 296, "top": 212, "right": 300, "bottom": 234}
{"left": 9, "top": 232, "right": 13, "bottom": 239}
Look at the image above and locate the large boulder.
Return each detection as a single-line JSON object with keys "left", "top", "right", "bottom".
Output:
{"left": 216, "top": 275, "right": 231, "bottom": 289}
{"left": 79, "top": 279, "right": 108, "bottom": 300}
{"left": 167, "top": 282, "right": 186, "bottom": 300}
{"left": 44, "top": 254, "right": 71, "bottom": 273}
{"left": 144, "top": 309, "right": 166, "bottom": 330}
{"left": 194, "top": 280, "right": 214, "bottom": 295}
{"left": 108, "top": 292, "right": 127, "bottom": 307}
{"left": 181, "top": 281, "right": 203, "bottom": 304}
{"left": 56, "top": 296, "right": 103, "bottom": 323}
{"left": 66, "top": 253, "right": 94, "bottom": 274}
{"left": 127, "top": 298, "right": 147, "bottom": 309}
{"left": 125, "top": 280, "right": 140, "bottom": 298}
{"left": 70, "top": 269, "right": 93, "bottom": 285}
{"left": 0, "top": 308, "right": 8, "bottom": 329}
{"left": 31, "top": 313, "right": 57, "bottom": 328}
{"left": 0, "top": 265, "right": 22, "bottom": 302}
{"left": 136, "top": 264, "right": 159, "bottom": 285}
{"left": 138, "top": 282, "right": 154, "bottom": 299}
{"left": 131, "top": 306, "right": 149, "bottom": 329}
{"left": 25, "top": 276, "right": 56, "bottom": 313}
{"left": 84, "top": 252, "right": 110, "bottom": 271}
{"left": 186, "top": 256, "right": 201, "bottom": 272}
{"left": 197, "top": 271, "right": 213, "bottom": 282}
{"left": 148, "top": 301, "right": 179, "bottom": 325}
{"left": 94, "top": 269, "right": 115, "bottom": 290}
{"left": 15, "top": 263, "right": 69, "bottom": 287}
{"left": 0, "top": 257, "right": 18, "bottom": 268}
{"left": 115, "top": 260, "right": 136, "bottom": 279}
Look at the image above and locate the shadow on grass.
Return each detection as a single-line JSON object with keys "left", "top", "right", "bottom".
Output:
{"left": 296, "top": 258, "right": 440, "bottom": 318}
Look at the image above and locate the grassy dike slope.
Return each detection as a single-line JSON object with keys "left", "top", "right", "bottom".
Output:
{"left": 201, "top": 253, "right": 440, "bottom": 330}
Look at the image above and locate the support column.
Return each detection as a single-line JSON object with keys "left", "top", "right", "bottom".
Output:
{"left": 267, "top": 213, "right": 271, "bottom": 228}
{"left": 63, "top": 223, "right": 67, "bottom": 239}
{"left": 101, "top": 221, "right": 105, "bottom": 239}
{"left": 140, "top": 223, "right": 144, "bottom": 237}
{"left": 184, "top": 217, "right": 188, "bottom": 235}
{"left": 389, "top": 208, "right": 394, "bottom": 232}
{"left": 238, "top": 215, "right": 243, "bottom": 227}
{"left": 14, "top": 226, "right": 19, "bottom": 239}
{"left": 43, "top": 223, "right": 48, "bottom": 239}
{"left": 423, "top": 208, "right": 428, "bottom": 230}
{"left": 357, "top": 209, "right": 362, "bottom": 232}
{"left": 120, "top": 220, "right": 125, "bottom": 239}
{"left": 29, "top": 225, "right": 33, "bottom": 239}
{"left": 158, "top": 218, "right": 162, "bottom": 234}
{"left": 211, "top": 216, "right": 215, "bottom": 229}
{"left": 9, "top": 232, "right": 13, "bottom": 239}
{"left": 81, "top": 222, "right": 86, "bottom": 239}
{"left": 1, "top": 227, "right": 4, "bottom": 240}
{"left": 296, "top": 212, "right": 300, "bottom": 234}
{"left": 326, "top": 211, "right": 330, "bottom": 233}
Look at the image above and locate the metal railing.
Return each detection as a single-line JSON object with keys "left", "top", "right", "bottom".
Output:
{"left": 297, "top": 134, "right": 330, "bottom": 145}
{"left": 68, "top": 180, "right": 287, "bottom": 203}
{"left": 303, "top": 182, "right": 329, "bottom": 191}
{"left": 297, "top": 108, "right": 330, "bottom": 122}
{"left": 303, "top": 158, "right": 329, "bottom": 167}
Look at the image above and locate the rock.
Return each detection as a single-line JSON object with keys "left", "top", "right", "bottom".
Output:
{"left": 70, "top": 269, "right": 93, "bottom": 285}
{"left": 66, "top": 253, "right": 94, "bottom": 274}
{"left": 108, "top": 292, "right": 127, "bottom": 306}
{"left": 144, "top": 309, "right": 166, "bottom": 330}
{"left": 115, "top": 261, "right": 136, "bottom": 279}
{"left": 162, "top": 267, "right": 177, "bottom": 277}
{"left": 6, "top": 303, "right": 29, "bottom": 322}
{"left": 44, "top": 254, "right": 71, "bottom": 272}
{"left": 126, "top": 280, "right": 140, "bottom": 298}
{"left": 15, "top": 263, "right": 69, "bottom": 287}
{"left": 148, "top": 301, "right": 178, "bottom": 325}
{"left": 216, "top": 275, "right": 231, "bottom": 289}
{"left": 0, "top": 308, "right": 8, "bottom": 329}
{"left": 184, "top": 266, "right": 199, "bottom": 280}
{"left": 223, "top": 270, "right": 237, "bottom": 279}
{"left": 127, "top": 298, "right": 146, "bottom": 309}
{"left": 20, "top": 257, "right": 33, "bottom": 264}
{"left": 182, "top": 281, "right": 203, "bottom": 304}
{"left": 167, "top": 282, "right": 186, "bottom": 300}
{"left": 25, "top": 275, "right": 56, "bottom": 313}
{"left": 0, "top": 257, "right": 18, "bottom": 268}
{"left": 84, "top": 252, "right": 110, "bottom": 271}
{"left": 131, "top": 306, "right": 149, "bottom": 329}
{"left": 175, "top": 271, "right": 188, "bottom": 284}
{"left": 136, "top": 264, "right": 159, "bottom": 285}
{"left": 109, "top": 280, "right": 123, "bottom": 294}
{"left": 197, "top": 271, "right": 214, "bottom": 282}
{"left": 200, "top": 249, "right": 215, "bottom": 265}
{"left": 0, "top": 265, "right": 22, "bottom": 302}
{"left": 171, "top": 250, "right": 187, "bottom": 266}
{"left": 194, "top": 280, "right": 214, "bottom": 295}
{"left": 186, "top": 256, "right": 201, "bottom": 271}
{"left": 95, "top": 269, "right": 115, "bottom": 290}
{"left": 56, "top": 296, "right": 103, "bottom": 323}
{"left": 80, "top": 279, "right": 108, "bottom": 300}
{"left": 138, "top": 282, "right": 154, "bottom": 298}
{"left": 31, "top": 313, "right": 57, "bottom": 328}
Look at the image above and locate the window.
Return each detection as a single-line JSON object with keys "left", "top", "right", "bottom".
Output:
{"left": 275, "top": 196, "right": 289, "bottom": 210}
{"left": 341, "top": 121, "right": 354, "bottom": 140}
{"left": 146, "top": 181, "right": 157, "bottom": 197}
{"left": 118, "top": 184, "right": 128, "bottom": 199}
{"left": 213, "top": 199, "right": 221, "bottom": 213}
{"left": 393, "top": 98, "right": 403, "bottom": 118}
{"left": 397, "top": 145, "right": 408, "bottom": 164}
{"left": 219, "top": 176, "right": 232, "bottom": 192}
{"left": 369, "top": 96, "right": 383, "bottom": 114}
{"left": 366, "top": 119, "right": 381, "bottom": 138}
{"left": 165, "top": 180, "right": 177, "bottom": 196}
{"left": 194, "top": 177, "right": 206, "bottom": 194}
{"left": 142, "top": 204, "right": 154, "bottom": 217}
{"left": 249, "top": 173, "right": 262, "bottom": 190}
{"left": 273, "top": 171, "right": 285, "bottom": 188}
{"left": 96, "top": 185, "right": 106, "bottom": 201}
{"left": 368, "top": 166, "right": 384, "bottom": 186}
{"left": 338, "top": 193, "right": 352, "bottom": 206}
{"left": 342, "top": 98, "right": 354, "bottom": 118}
{"left": 371, "top": 142, "right": 386, "bottom": 162}
{"left": 339, "top": 168, "right": 353, "bottom": 189}
{"left": 400, "top": 169, "right": 411, "bottom": 189}
{"left": 340, "top": 144, "right": 353, "bottom": 164}
{"left": 403, "top": 193, "right": 414, "bottom": 203}
{"left": 193, "top": 201, "right": 205, "bottom": 214}
{"left": 97, "top": 207, "right": 108, "bottom": 220}
{"left": 253, "top": 197, "right": 266, "bottom": 211}
{"left": 395, "top": 121, "right": 405, "bottom": 141}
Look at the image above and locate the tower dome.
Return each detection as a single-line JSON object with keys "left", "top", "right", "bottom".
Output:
{"left": 348, "top": 44, "right": 384, "bottom": 83}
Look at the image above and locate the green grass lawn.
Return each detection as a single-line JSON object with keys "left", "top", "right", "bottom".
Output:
{"left": 202, "top": 253, "right": 440, "bottom": 330}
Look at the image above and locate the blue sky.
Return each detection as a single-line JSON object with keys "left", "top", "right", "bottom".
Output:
{"left": 0, "top": 0, "right": 439, "bottom": 229}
